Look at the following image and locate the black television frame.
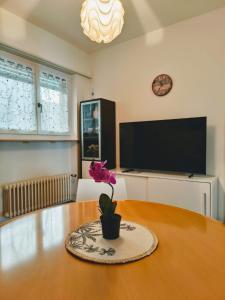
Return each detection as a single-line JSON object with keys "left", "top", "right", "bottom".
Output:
{"left": 119, "top": 117, "right": 207, "bottom": 175}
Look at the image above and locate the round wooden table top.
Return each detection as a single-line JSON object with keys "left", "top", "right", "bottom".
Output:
{"left": 1, "top": 200, "right": 225, "bottom": 300}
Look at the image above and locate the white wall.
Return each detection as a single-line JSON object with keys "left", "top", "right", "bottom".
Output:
{"left": 91, "top": 8, "right": 225, "bottom": 221}
{"left": 0, "top": 9, "right": 92, "bottom": 213}
{"left": 73, "top": 74, "right": 93, "bottom": 179}
{"left": 0, "top": 8, "right": 91, "bottom": 77}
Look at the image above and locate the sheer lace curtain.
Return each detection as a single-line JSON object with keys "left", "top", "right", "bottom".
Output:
{"left": 0, "top": 51, "right": 70, "bottom": 136}
{"left": 39, "top": 69, "right": 69, "bottom": 134}
{"left": 0, "top": 56, "right": 36, "bottom": 132}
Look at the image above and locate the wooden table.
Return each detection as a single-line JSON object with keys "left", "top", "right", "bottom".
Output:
{"left": 1, "top": 200, "right": 225, "bottom": 300}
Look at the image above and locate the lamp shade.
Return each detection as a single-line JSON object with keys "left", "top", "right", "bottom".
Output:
{"left": 81, "top": 0, "right": 125, "bottom": 44}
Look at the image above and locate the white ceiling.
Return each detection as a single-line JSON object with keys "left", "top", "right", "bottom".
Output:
{"left": 0, "top": 0, "right": 225, "bottom": 53}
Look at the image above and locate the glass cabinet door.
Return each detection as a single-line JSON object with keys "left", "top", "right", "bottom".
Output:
{"left": 81, "top": 100, "right": 101, "bottom": 160}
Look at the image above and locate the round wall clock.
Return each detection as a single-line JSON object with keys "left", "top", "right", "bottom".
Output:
{"left": 152, "top": 74, "right": 173, "bottom": 96}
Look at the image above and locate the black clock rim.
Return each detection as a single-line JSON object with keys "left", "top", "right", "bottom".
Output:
{"left": 152, "top": 74, "right": 173, "bottom": 97}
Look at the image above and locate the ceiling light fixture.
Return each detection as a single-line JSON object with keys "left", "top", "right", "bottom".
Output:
{"left": 81, "top": 0, "right": 125, "bottom": 44}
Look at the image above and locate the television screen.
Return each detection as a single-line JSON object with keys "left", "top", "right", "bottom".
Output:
{"left": 120, "top": 117, "right": 207, "bottom": 174}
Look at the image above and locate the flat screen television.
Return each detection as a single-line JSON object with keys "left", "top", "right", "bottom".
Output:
{"left": 120, "top": 117, "right": 207, "bottom": 174}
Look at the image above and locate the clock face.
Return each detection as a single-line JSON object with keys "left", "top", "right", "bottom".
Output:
{"left": 152, "top": 74, "right": 173, "bottom": 96}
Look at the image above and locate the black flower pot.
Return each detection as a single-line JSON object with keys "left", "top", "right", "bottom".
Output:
{"left": 100, "top": 214, "right": 121, "bottom": 240}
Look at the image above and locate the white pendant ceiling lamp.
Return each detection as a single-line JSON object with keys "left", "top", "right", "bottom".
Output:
{"left": 81, "top": 0, "right": 125, "bottom": 44}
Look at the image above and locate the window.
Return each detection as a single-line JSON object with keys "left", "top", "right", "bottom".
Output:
{"left": 0, "top": 51, "right": 70, "bottom": 135}
{"left": 39, "top": 68, "right": 69, "bottom": 134}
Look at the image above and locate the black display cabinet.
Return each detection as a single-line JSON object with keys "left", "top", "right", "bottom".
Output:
{"left": 80, "top": 98, "right": 116, "bottom": 176}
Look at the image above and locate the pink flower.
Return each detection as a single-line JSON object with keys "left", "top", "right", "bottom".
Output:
{"left": 89, "top": 161, "right": 116, "bottom": 185}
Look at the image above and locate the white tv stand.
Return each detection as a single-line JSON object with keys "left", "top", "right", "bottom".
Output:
{"left": 115, "top": 169, "right": 218, "bottom": 219}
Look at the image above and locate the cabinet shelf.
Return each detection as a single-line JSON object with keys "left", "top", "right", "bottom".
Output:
{"left": 80, "top": 98, "right": 116, "bottom": 173}
{"left": 115, "top": 169, "right": 217, "bottom": 219}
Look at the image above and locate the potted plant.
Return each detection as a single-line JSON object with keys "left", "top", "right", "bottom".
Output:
{"left": 89, "top": 161, "right": 121, "bottom": 240}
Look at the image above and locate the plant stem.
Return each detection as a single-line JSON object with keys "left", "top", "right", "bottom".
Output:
{"left": 108, "top": 183, "right": 114, "bottom": 201}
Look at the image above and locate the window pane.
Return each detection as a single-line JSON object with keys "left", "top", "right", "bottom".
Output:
{"left": 0, "top": 55, "right": 36, "bottom": 132}
{"left": 39, "top": 70, "right": 69, "bottom": 134}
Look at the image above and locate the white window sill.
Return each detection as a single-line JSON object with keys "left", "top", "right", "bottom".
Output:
{"left": 0, "top": 134, "right": 79, "bottom": 142}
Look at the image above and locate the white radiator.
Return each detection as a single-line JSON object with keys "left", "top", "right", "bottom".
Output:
{"left": 3, "top": 174, "right": 74, "bottom": 218}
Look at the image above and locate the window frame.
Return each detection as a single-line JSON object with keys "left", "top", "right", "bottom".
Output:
{"left": 0, "top": 50, "right": 72, "bottom": 137}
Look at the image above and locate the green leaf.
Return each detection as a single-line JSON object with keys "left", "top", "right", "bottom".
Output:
{"left": 111, "top": 201, "right": 117, "bottom": 214}
{"left": 99, "top": 194, "right": 117, "bottom": 216}
{"left": 99, "top": 193, "right": 111, "bottom": 216}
